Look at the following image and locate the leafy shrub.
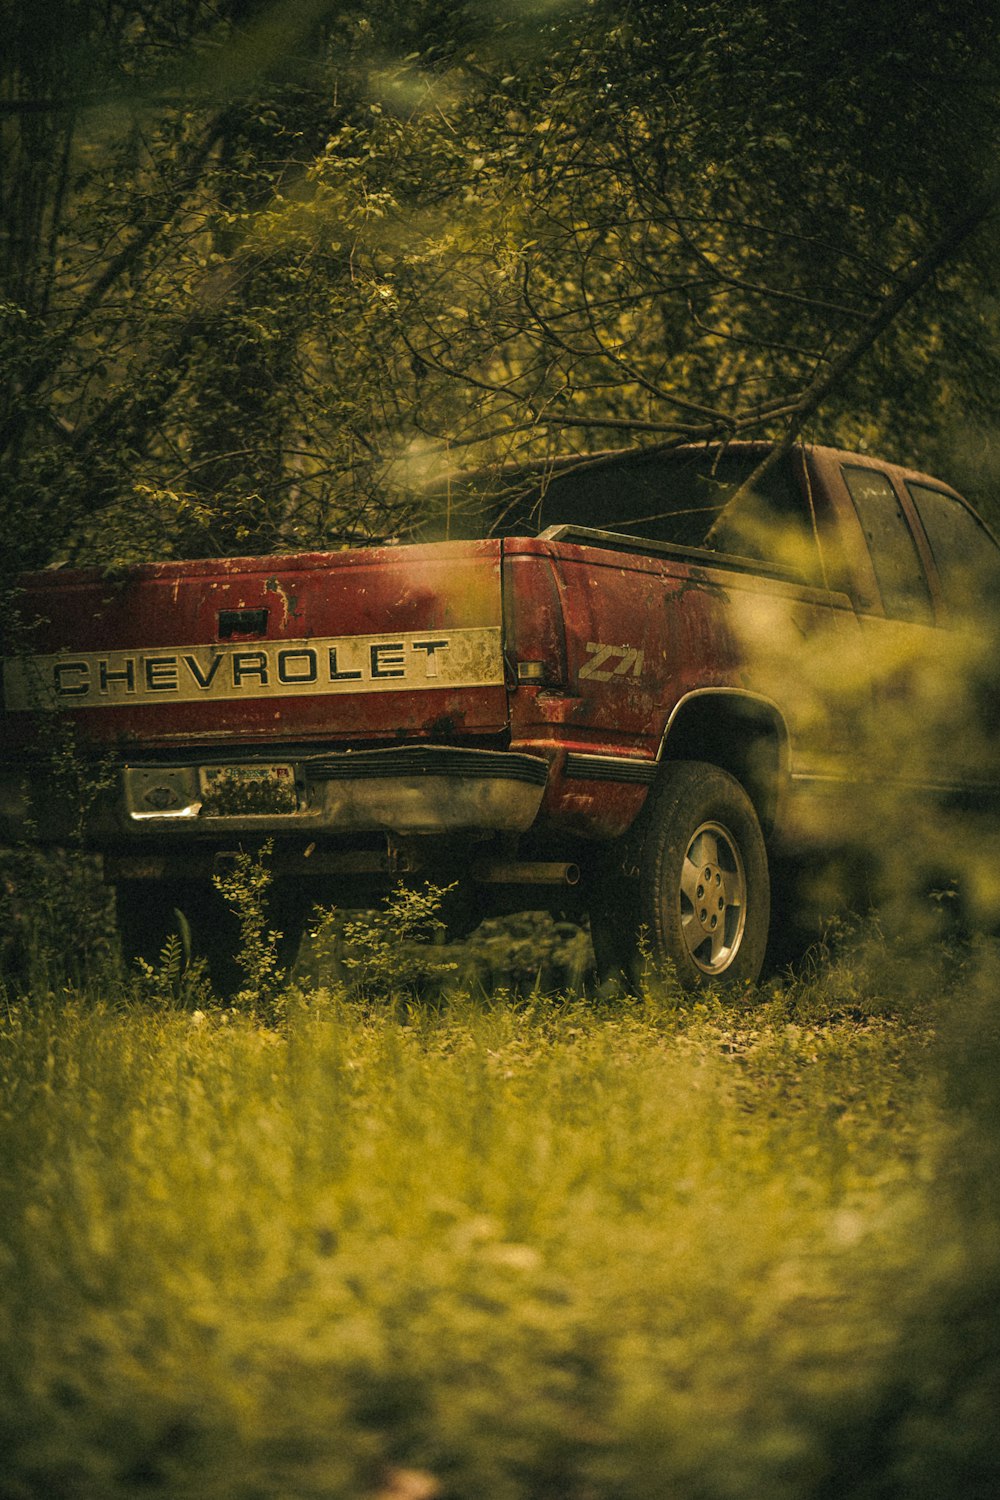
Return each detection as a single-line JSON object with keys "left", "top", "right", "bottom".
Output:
{"left": 449, "top": 912, "right": 593, "bottom": 996}
{"left": 309, "top": 882, "right": 459, "bottom": 1002}
{"left": 129, "top": 912, "right": 213, "bottom": 1013}
{"left": 211, "top": 840, "right": 286, "bottom": 1017}
{"left": 0, "top": 846, "right": 114, "bottom": 989}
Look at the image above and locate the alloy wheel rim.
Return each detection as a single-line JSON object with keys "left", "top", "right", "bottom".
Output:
{"left": 677, "top": 820, "right": 747, "bottom": 974}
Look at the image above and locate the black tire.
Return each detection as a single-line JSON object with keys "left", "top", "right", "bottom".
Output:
{"left": 116, "top": 877, "right": 239, "bottom": 994}
{"left": 591, "top": 761, "right": 770, "bottom": 992}
{"left": 116, "top": 876, "right": 310, "bottom": 999}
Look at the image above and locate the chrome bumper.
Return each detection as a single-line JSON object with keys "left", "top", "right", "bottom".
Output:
{"left": 1, "top": 747, "right": 551, "bottom": 844}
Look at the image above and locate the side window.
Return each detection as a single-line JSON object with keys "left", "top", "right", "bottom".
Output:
{"left": 907, "top": 483, "right": 1000, "bottom": 616}
{"left": 842, "top": 466, "right": 934, "bottom": 624}
{"left": 702, "top": 473, "right": 823, "bottom": 584}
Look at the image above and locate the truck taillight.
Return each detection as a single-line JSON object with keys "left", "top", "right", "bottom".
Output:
{"left": 515, "top": 660, "right": 548, "bottom": 684}
{"left": 502, "top": 551, "right": 568, "bottom": 690}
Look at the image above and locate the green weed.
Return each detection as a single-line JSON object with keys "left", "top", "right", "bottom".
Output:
{"left": 211, "top": 840, "right": 286, "bottom": 1018}
{"left": 309, "top": 882, "right": 459, "bottom": 1003}
{"left": 0, "top": 946, "right": 997, "bottom": 1498}
{"left": 130, "top": 914, "right": 213, "bottom": 1013}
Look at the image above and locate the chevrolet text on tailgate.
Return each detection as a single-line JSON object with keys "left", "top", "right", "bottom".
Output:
{"left": 3, "top": 442, "right": 999, "bottom": 991}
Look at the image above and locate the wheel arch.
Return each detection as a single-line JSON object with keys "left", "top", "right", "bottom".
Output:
{"left": 654, "top": 689, "right": 789, "bottom": 838}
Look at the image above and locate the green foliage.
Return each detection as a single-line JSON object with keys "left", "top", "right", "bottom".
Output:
{"left": 311, "top": 881, "right": 459, "bottom": 1001}
{"left": 307, "top": 888, "right": 593, "bottom": 1006}
{"left": 0, "top": 847, "right": 114, "bottom": 992}
{"left": 449, "top": 911, "right": 592, "bottom": 996}
{"left": 2, "top": 2, "right": 1000, "bottom": 568}
{"left": 211, "top": 840, "right": 286, "bottom": 1016}
{"left": 130, "top": 914, "right": 213, "bottom": 1013}
{"left": 1, "top": 947, "right": 999, "bottom": 1497}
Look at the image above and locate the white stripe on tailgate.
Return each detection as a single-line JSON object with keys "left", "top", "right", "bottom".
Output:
{"left": 3, "top": 628, "right": 505, "bottom": 710}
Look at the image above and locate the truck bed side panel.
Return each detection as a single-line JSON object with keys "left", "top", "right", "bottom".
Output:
{"left": 503, "top": 538, "right": 865, "bottom": 838}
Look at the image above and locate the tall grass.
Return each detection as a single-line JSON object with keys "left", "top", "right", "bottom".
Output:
{"left": 1, "top": 941, "right": 998, "bottom": 1498}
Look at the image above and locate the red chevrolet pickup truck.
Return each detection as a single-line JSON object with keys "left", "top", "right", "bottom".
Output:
{"left": 2, "top": 442, "right": 998, "bottom": 990}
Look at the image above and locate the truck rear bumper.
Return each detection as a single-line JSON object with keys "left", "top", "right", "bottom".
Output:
{"left": 1, "top": 746, "right": 551, "bottom": 845}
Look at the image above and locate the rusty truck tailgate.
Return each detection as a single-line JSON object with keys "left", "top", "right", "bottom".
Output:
{"left": 3, "top": 541, "right": 508, "bottom": 749}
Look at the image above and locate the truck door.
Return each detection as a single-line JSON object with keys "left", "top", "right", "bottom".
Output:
{"left": 841, "top": 463, "right": 997, "bottom": 800}
{"left": 904, "top": 480, "right": 1000, "bottom": 793}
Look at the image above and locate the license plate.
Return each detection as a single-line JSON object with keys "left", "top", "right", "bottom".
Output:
{"left": 199, "top": 763, "right": 299, "bottom": 815}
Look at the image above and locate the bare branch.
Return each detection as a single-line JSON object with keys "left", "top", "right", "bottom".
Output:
{"left": 725, "top": 192, "right": 1000, "bottom": 502}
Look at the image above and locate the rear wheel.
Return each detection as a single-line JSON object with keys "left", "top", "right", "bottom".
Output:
{"left": 591, "top": 761, "right": 770, "bottom": 992}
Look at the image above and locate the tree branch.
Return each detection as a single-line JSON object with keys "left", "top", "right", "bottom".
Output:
{"left": 0, "top": 110, "right": 231, "bottom": 458}
{"left": 724, "top": 193, "right": 1000, "bottom": 503}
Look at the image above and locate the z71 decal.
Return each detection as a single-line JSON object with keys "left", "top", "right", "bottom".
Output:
{"left": 2, "top": 628, "right": 504, "bottom": 710}
{"left": 578, "top": 642, "right": 645, "bottom": 683}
